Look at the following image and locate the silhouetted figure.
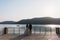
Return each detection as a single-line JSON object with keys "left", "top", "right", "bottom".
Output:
{"left": 26, "top": 24, "right": 29, "bottom": 28}
{"left": 3, "top": 27, "right": 8, "bottom": 34}
{"left": 29, "top": 24, "right": 32, "bottom": 33}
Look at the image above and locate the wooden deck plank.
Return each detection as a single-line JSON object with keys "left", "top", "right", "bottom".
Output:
{"left": 0, "top": 32, "right": 60, "bottom": 40}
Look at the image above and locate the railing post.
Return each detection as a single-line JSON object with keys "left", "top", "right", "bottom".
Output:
{"left": 19, "top": 26, "right": 20, "bottom": 35}
{"left": 50, "top": 27, "right": 51, "bottom": 36}
{"left": 44, "top": 27, "right": 46, "bottom": 35}
{"left": 3, "top": 27, "right": 8, "bottom": 35}
{"left": 17, "top": 24, "right": 20, "bottom": 35}
{"left": 13, "top": 27, "right": 15, "bottom": 34}
{"left": 39, "top": 27, "right": 41, "bottom": 34}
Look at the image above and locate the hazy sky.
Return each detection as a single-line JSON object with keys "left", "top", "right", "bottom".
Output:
{"left": 0, "top": 0, "right": 60, "bottom": 22}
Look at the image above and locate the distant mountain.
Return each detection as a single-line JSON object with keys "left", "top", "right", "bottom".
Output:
{"left": 1, "top": 17, "right": 60, "bottom": 24}
{"left": 0, "top": 21, "right": 16, "bottom": 24}
{"left": 16, "top": 17, "right": 60, "bottom": 24}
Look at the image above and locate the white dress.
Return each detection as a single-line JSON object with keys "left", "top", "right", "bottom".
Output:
{"left": 24, "top": 28, "right": 30, "bottom": 35}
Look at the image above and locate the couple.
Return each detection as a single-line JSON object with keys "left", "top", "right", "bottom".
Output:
{"left": 24, "top": 24, "right": 32, "bottom": 35}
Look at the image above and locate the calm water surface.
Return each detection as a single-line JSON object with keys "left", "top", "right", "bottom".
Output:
{"left": 0, "top": 24, "right": 60, "bottom": 35}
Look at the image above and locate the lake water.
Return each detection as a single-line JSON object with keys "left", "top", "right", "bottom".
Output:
{"left": 0, "top": 24, "right": 60, "bottom": 35}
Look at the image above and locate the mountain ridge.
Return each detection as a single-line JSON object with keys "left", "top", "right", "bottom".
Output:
{"left": 1, "top": 17, "right": 60, "bottom": 24}
{"left": 16, "top": 17, "right": 60, "bottom": 24}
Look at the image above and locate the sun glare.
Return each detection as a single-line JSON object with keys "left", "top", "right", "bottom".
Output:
{"left": 47, "top": 25, "right": 57, "bottom": 28}
{"left": 43, "top": 5, "right": 55, "bottom": 17}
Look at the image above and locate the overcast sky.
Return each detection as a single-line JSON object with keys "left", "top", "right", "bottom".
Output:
{"left": 0, "top": 0, "right": 60, "bottom": 22}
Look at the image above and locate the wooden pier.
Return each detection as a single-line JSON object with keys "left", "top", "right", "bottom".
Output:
{"left": 0, "top": 32, "right": 60, "bottom": 40}
{"left": 0, "top": 24, "right": 60, "bottom": 40}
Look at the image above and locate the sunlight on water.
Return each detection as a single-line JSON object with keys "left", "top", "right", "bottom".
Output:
{"left": 0, "top": 24, "right": 60, "bottom": 35}
{"left": 47, "top": 25, "right": 58, "bottom": 28}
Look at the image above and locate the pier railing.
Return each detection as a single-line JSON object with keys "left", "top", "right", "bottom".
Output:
{"left": 0, "top": 26, "right": 54, "bottom": 36}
